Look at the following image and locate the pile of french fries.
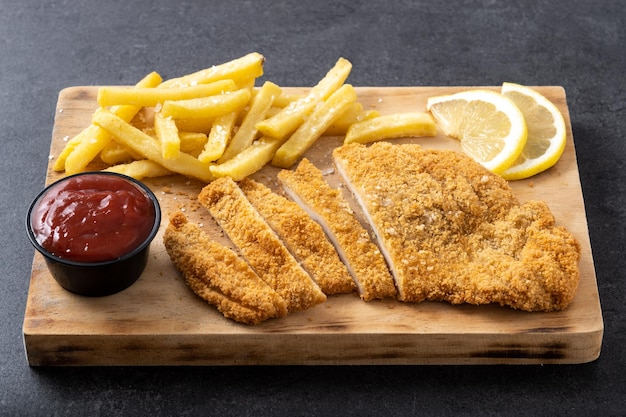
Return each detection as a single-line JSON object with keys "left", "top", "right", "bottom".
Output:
{"left": 54, "top": 52, "right": 437, "bottom": 183}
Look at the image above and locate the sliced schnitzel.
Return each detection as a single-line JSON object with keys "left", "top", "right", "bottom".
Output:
{"left": 333, "top": 142, "right": 580, "bottom": 311}
{"left": 164, "top": 211, "right": 288, "bottom": 325}
{"left": 278, "top": 158, "right": 397, "bottom": 301}
{"left": 198, "top": 176, "right": 327, "bottom": 313}
{"left": 239, "top": 177, "right": 356, "bottom": 295}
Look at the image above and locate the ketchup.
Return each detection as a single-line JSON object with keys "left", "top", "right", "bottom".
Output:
{"left": 31, "top": 174, "right": 156, "bottom": 263}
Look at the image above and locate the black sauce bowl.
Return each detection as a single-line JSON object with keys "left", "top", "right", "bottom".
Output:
{"left": 26, "top": 172, "right": 161, "bottom": 297}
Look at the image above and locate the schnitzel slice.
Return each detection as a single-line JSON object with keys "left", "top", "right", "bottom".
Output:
{"left": 164, "top": 211, "right": 288, "bottom": 325}
{"left": 277, "top": 158, "right": 397, "bottom": 301}
{"left": 198, "top": 176, "right": 327, "bottom": 313}
{"left": 333, "top": 142, "right": 580, "bottom": 312}
{"left": 239, "top": 177, "right": 356, "bottom": 295}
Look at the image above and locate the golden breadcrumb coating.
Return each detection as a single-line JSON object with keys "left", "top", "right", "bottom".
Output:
{"left": 333, "top": 142, "right": 580, "bottom": 311}
{"left": 163, "top": 211, "right": 288, "bottom": 325}
{"left": 277, "top": 158, "right": 397, "bottom": 301}
{"left": 198, "top": 176, "right": 327, "bottom": 313}
{"left": 239, "top": 178, "right": 356, "bottom": 295}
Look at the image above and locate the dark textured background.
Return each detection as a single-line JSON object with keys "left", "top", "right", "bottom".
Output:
{"left": 1, "top": 0, "right": 624, "bottom": 415}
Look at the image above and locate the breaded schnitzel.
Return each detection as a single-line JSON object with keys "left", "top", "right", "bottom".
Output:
{"left": 239, "top": 177, "right": 356, "bottom": 295}
{"left": 278, "top": 158, "right": 397, "bottom": 301}
{"left": 164, "top": 211, "right": 288, "bottom": 325}
{"left": 333, "top": 142, "right": 580, "bottom": 311}
{"left": 199, "top": 176, "right": 327, "bottom": 313}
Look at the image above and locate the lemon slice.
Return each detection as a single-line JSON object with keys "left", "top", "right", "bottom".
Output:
{"left": 500, "top": 82, "right": 567, "bottom": 180}
{"left": 427, "top": 89, "right": 527, "bottom": 174}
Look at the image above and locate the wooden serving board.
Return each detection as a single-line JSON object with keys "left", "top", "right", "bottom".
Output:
{"left": 23, "top": 86, "right": 603, "bottom": 366}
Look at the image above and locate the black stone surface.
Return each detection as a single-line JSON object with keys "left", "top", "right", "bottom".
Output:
{"left": 1, "top": 0, "right": 624, "bottom": 415}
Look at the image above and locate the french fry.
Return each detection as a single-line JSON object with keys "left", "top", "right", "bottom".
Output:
{"left": 343, "top": 112, "right": 437, "bottom": 145}
{"left": 219, "top": 81, "right": 282, "bottom": 162}
{"left": 271, "top": 84, "right": 357, "bottom": 169}
{"left": 265, "top": 106, "right": 283, "bottom": 119}
{"left": 179, "top": 132, "right": 208, "bottom": 154}
{"left": 92, "top": 108, "right": 214, "bottom": 182}
{"left": 159, "top": 52, "right": 265, "bottom": 88}
{"left": 54, "top": 124, "right": 101, "bottom": 171}
{"left": 63, "top": 125, "right": 116, "bottom": 175}
{"left": 97, "top": 79, "right": 237, "bottom": 107}
{"left": 256, "top": 94, "right": 302, "bottom": 123}
{"left": 53, "top": 133, "right": 84, "bottom": 171}
{"left": 104, "top": 159, "right": 173, "bottom": 180}
{"left": 100, "top": 141, "right": 142, "bottom": 165}
{"left": 55, "top": 71, "right": 163, "bottom": 173}
{"left": 248, "top": 89, "right": 301, "bottom": 109}
{"left": 237, "top": 89, "right": 303, "bottom": 125}
{"left": 272, "top": 92, "right": 303, "bottom": 108}
{"left": 210, "top": 137, "right": 285, "bottom": 181}
{"left": 323, "top": 103, "right": 380, "bottom": 136}
{"left": 58, "top": 55, "right": 405, "bottom": 184}
{"left": 237, "top": 77, "right": 256, "bottom": 91}
{"left": 256, "top": 57, "right": 352, "bottom": 139}
{"left": 131, "top": 129, "right": 207, "bottom": 155}
{"left": 160, "top": 88, "right": 251, "bottom": 120}
{"left": 154, "top": 112, "right": 180, "bottom": 159}
{"left": 198, "top": 112, "right": 238, "bottom": 163}
{"left": 174, "top": 118, "right": 216, "bottom": 134}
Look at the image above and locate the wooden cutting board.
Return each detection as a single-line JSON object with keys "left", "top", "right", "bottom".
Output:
{"left": 23, "top": 86, "right": 603, "bottom": 366}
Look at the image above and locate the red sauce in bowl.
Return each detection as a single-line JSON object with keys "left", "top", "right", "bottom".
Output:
{"left": 30, "top": 174, "right": 157, "bottom": 263}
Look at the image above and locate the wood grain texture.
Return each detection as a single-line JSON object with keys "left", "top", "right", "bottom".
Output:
{"left": 23, "top": 86, "right": 603, "bottom": 366}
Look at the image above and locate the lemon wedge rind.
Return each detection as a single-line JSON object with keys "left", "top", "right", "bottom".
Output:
{"left": 500, "top": 82, "right": 567, "bottom": 180}
{"left": 427, "top": 89, "right": 528, "bottom": 174}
